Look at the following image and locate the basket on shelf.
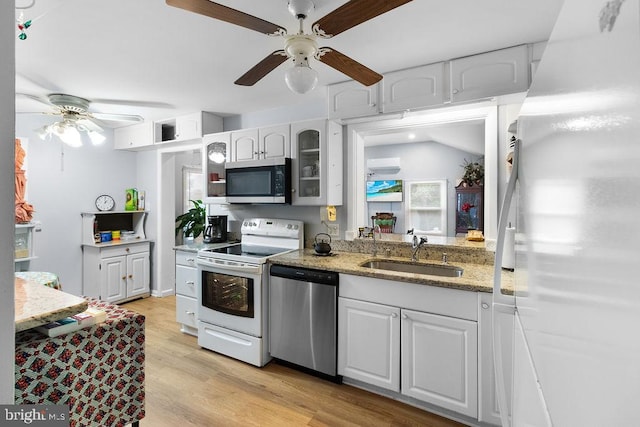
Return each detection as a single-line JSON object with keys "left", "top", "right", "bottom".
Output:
{"left": 371, "top": 212, "right": 396, "bottom": 233}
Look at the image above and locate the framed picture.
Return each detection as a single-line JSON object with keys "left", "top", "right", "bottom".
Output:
{"left": 366, "top": 180, "right": 403, "bottom": 202}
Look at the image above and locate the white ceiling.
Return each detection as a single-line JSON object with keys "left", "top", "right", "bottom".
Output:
{"left": 14, "top": 0, "right": 562, "bottom": 124}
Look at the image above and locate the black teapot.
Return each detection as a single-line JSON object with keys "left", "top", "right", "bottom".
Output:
{"left": 313, "top": 233, "right": 332, "bottom": 255}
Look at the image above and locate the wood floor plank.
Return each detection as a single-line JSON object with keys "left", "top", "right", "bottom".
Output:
{"left": 123, "top": 296, "right": 467, "bottom": 427}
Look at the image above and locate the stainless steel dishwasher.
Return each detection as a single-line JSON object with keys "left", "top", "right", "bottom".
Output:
{"left": 269, "top": 264, "right": 340, "bottom": 381}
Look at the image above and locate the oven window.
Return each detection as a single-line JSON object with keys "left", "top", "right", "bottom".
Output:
{"left": 201, "top": 271, "right": 254, "bottom": 318}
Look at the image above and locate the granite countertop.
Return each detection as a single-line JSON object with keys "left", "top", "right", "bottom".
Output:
{"left": 15, "top": 277, "right": 88, "bottom": 332}
{"left": 269, "top": 249, "right": 514, "bottom": 294}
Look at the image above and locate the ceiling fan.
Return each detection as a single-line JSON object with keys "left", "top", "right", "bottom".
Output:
{"left": 166, "top": 0, "right": 413, "bottom": 93}
{"left": 19, "top": 93, "right": 144, "bottom": 147}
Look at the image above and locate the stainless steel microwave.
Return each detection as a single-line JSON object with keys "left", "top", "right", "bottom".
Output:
{"left": 225, "top": 158, "right": 292, "bottom": 204}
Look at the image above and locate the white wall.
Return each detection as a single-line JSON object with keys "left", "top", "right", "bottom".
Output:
{"left": 14, "top": 114, "right": 139, "bottom": 295}
{"left": 1, "top": 0, "right": 16, "bottom": 403}
{"left": 364, "top": 141, "right": 482, "bottom": 236}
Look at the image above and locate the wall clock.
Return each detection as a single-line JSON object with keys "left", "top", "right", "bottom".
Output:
{"left": 95, "top": 194, "right": 115, "bottom": 211}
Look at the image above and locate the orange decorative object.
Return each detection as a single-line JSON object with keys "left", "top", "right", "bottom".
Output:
{"left": 15, "top": 138, "right": 34, "bottom": 223}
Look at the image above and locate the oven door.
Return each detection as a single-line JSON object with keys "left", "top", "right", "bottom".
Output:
{"left": 197, "top": 257, "right": 264, "bottom": 337}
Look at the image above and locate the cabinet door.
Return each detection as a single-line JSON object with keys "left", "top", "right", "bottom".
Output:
{"left": 259, "top": 124, "right": 290, "bottom": 159}
{"left": 176, "top": 264, "right": 197, "bottom": 298}
{"left": 328, "top": 80, "right": 380, "bottom": 120}
{"left": 450, "top": 45, "right": 529, "bottom": 103}
{"left": 382, "top": 63, "right": 446, "bottom": 113}
{"left": 203, "top": 132, "right": 230, "bottom": 202}
{"left": 127, "top": 251, "right": 150, "bottom": 298}
{"left": 231, "top": 129, "right": 259, "bottom": 162}
{"left": 338, "top": 297, "right": 400, "bottom": 391}
{"left": 101, "top": 256, "right": 127, "bottom": 303}
{"left": 114, "top": 122, "right": 153, "bottom": 150}
{"left": 175, "top": 112, "right": 201, "bottom": 141}
{"left": 401, "top": 309, "right": 478, "bottom": 418}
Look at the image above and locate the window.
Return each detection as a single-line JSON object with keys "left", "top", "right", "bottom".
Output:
{"left": 404, "top": 180, "right": 447, "bottom": 235}
{"left": 182, "top": 166, "right": 204, "bottom": 213}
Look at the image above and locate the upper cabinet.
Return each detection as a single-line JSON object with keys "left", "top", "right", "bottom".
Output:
{"left": 290, "top": 119, "right": 343, "bottom": 206}
{"left": 203, "top": 132, "right": 231, "bottom": 203}
{"left": 449, "top": 45, "right": 529, "bottom": 103}
{"left": 328, "top": 80, "right": 380, "bottom": 120}
{"left": 155, "top": 111, "right": 223, "bottom": 145}
{"left": 114, "top": 122, "right": 154, "bottom": 150}
{"left": 382, "top": 63, "right": 446, "bottom": 113}
{"left": 328, "top": 44, "right": 532, "bottom": 120}
{"left": 230, "top": 124, "right": 291, "bottom": 162}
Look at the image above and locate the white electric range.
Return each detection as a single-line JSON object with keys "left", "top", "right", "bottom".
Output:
{"left": 196, "top": 218, "right": 303, "bottom": 367}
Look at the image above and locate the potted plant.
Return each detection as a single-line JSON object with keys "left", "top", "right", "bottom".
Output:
{"left": 461, "top": 159, "right": 484, "bottom": 186}
{"left": 175, "top": 199, "right": 206, "bottom": 241}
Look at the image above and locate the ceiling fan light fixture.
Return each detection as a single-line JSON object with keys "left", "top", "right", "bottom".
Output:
{"left": 285, "top": 61, "right": 318, "bottom": 94}
{"left": 58, "top": 125, "right": 82, "bottom": 148}
{"left": 88, "top": 131, "right": 106, "bottom": 146}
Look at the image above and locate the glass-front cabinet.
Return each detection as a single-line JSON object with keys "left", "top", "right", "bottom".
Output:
{"left": 203, "top": 132, "right": 230, "bottom": 203}
{"left": 455, "top": 183, "right": 483, "bottom": 234}
{"left": 291, "top": 119, "right": 343, "bottom": 206}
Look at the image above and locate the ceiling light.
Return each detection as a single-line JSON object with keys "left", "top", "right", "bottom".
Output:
{"left": 88, "top": 131, "right": 106, "bottom": 145}
{"left": 408, "top": 133, "right": 416, "bottom": 140}
{"left": 285, "top": 61, "right": 318, "bottom": 94}
{"left": 57, "top": 125, "right": 82, "bottom": 148}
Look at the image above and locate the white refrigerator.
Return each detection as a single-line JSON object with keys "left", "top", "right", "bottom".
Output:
{"left": 493, "top": 0, "right": 640, "bottom": 425}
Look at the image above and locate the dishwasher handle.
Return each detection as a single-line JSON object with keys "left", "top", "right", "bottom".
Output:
{"left": 270, "top": 264, "right": 338, "bottom": 286}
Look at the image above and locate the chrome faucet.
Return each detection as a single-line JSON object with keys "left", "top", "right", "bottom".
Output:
{"left": 372, "top": 224, "right": 381, "bottom": 257}
{"left": 411, "top": 235, "right": 428, "bottom": 262}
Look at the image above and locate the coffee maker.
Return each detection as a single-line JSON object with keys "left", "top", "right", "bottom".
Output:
{"left": 203, "top": 215, "right": 228, "bottom": 243}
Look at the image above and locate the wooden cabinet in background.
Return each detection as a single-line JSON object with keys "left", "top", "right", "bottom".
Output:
{"left": 455, "top": 183, "right": 484, "bottom": 234}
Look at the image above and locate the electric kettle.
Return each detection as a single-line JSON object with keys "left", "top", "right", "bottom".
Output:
{"left": 204, "top": 215, "right": 228, "bottom": 243}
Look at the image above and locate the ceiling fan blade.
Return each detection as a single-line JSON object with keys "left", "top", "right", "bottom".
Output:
{"left": 166, "top": 0, "right": 286, "bottom": 35}
{"left": 91, "top": 112, "right": 144, "bottom": 123}
{"left": 92, "top": 99, "right": 175, "bottom": 109}
{"left": 235, "top": 50, "right": 289, "bottom": 86}
{"left": 317, "top": 48, "right": 382, "bottom": 86}
{"left": 313, "top": 0, "right": 413, "bottom": 38}
{"left": 15, "top": 92, "right": 53, "bottom": 107}
{"left": 76, "top": 118, "right": 104, "bottom": 133}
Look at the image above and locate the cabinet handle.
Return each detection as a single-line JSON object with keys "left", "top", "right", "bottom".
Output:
{"left": 402, "top": 313, "right": 408, "bottom": 319}
{"left": 126, "top": 247, "right": 130, "bottom": 252}
{"left": 186, "top": 281, "right": 195, "bottom": 285}
{"left": 122, "top": 276, "right": 127, "bottom": 280}
{"left": 391, "top": 313, "right": 398, "bottom": 318}
{"left": 128, "top": 274, "right": 133, "bottom": 279}
{"left": 175, "top": 133, "right": 180, "bottom": 138}
{"left": 291, "top": 188, "right": 296, "bottom": 193}
{"left": 482, "top": 302, "right": 490, "bottom": 310}
{"left": 185, "top": 311, "right": 195, "bottom": 315}
{"left": 452, "top": 88, "right": 459, "bottom": 94}
{"left": 186, "top": 258, "right": 195, "bottom": 262}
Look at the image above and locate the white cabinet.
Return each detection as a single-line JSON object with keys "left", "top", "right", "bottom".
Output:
{"left": 338, "top": 273, "right": 479, "bottom": 420}
{"left": 450, "top": 45, "right": 529, "bottom": 103}
{"left": 114, "top": 122, "right": 154, "bottom": 150}
{"left": 154, "top": 111, "right": 223, "bottom": 144}
{"left": 230, "top": 124, "right": 291, "bottom": 162}
{"left": 401, "top": 308, "right": 478, "bottom": 417}
{"left": 81, "top": 211, "right": 151, "bottom": 303}
{"left": 175, "top": 249, "right": 199, "bottom": 336}
{"left": 84, "top": 242, "right": 150, "bottom": 304}
{"left": 203, "top": 132, "right": 231, "bottom": 203}
{"left": 382, "top": 62, "right": 446, "bottom": 113}
{"left": 290, "top": 119, "right": 343, "bottom": 206}
{"left": 328, "top": 80, "right": 380, "bottom": 120}
{"left": 15, "top": 223, "right": 37, "bottom": 271}
{"left": 338, "top": 298, "right": 400, "bottom": 390}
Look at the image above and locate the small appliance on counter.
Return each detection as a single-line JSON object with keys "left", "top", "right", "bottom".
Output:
{"left": 203, "top": 215, "right": 227, "bottom": 243}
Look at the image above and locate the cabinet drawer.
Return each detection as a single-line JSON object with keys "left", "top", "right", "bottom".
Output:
{"left": 175, "top": 250, "right": 198, "bottom": 267}
{"left": 100, "top": 242, "right": 150, "bottom": 258}
{"left": 176, "top": 265, "right": 198, "bottom": 297}
{"left": 176, "top": 295, "right": 198, "bottom": 328}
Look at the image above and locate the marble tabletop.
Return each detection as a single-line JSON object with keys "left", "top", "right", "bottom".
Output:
{"left": 15, "top": 275, "right": 88, "bottom": 332}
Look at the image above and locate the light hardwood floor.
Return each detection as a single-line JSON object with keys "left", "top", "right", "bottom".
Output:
{"left": 123, "top": 296, "right": 466, "bottom": 427}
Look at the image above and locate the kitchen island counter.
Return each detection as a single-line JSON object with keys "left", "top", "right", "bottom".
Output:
{"left": 15, "top": 275, "right": 88, "bottom": 332}
{"left": 270, "top": 249, "right": 513, "bottom": 294}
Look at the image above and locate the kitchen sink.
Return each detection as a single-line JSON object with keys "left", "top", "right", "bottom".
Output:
{"left": 360, "top": 259, "right": 463, "bottom": 277}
